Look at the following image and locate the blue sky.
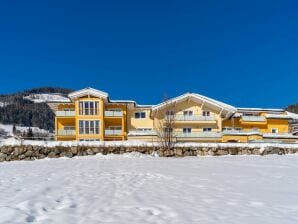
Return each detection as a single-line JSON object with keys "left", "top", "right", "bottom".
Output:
{"left": 0, "top": 0, "right": 297, "bottom": 108}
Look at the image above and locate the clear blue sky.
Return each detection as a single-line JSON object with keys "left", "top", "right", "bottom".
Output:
{"left": 0, "top": 0, "right": 297, "bottom": 108}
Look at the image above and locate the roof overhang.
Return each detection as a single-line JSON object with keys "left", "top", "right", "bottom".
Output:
{"left": 151, "top": 93, "right": 236, "bottom": 118}
{"left": 68, "top": 87, "right": 109, "bottom": 100}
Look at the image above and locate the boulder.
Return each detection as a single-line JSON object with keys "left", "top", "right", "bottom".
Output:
{"left": 48, "top": 152, "right": 58, "bottom": 158}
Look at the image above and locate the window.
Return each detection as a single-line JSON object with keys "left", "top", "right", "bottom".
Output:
{"left": 203, "top": 127, "right": 212, "bottom": 132}
{"left": 64, "top": 126, "right": 75, "bottom": 130}
{"left": 183, "top": 128, "right": 192, "bottom": 133}
{"left": 271, "top": 128, "right": 278, "bottom": 134}
{"left": 183, "top": 111, "right": 193, "bottom": 116}
{"left": 166, "top": 111, "right": 175, "bottom": 116}
{"left": 222, "top": 127, "right": 232, "bottom": 131}
{"left": 79, "top": 120, "right": 100, "bottom": 135}
{"left": 135, "top": 112, "right": 146, "bottom": 119}
{"left": 203, "top": 111, "right": 210, "bottom": 116}
{"left": 79, "top": 139, "right": 100, "bottom": 142}
{"left": 164, "top": 127, "right": 173, "bottom": 133}
{"left": 79, "top": 101, "right": 99, "bottom": 115}
{"left": 136, "top": 128, "right": 153, "bottom": 131}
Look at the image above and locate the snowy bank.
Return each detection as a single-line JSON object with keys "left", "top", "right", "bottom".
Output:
{"left": 0, "top": 139, "right": 298, "bottom": 162}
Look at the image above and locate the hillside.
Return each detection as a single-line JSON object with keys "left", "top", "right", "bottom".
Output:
{"left": 0, "top": 87, "right": 73, "bottom": 132}
{"left": 286, "top": 103, "right": 298, "bottom": 114}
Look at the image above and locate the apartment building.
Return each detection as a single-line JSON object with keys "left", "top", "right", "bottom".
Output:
{"left": 55, "top": 88, "right": 298, "bottom": 143}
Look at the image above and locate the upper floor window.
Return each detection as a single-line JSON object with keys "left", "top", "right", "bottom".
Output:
{"left": 79, "top": 120, "right": 100, "bottom": 135}
{"left": 135, "top": 112, "right": 146, "bottom": 119}
{"left": 166, "top": 111, "right": 175, "bottom": 116}
{"left": 183, "top": 111, "right": 193, "bottom": 116}
{"left": 203, "top": 127, "right": 212, "bottom": 132}
{"left": 203, "top": 111, "right": 210, "bottom": 116}
{"left": 79, "top": 101, "right": 99, "bottom": 115}
{"left": 183, "top": 127, "right": 192, "bottom": 133}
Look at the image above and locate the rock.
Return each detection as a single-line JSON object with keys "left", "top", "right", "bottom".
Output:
{"left": 175, "top": 148, "right": 183, "bottom": 156}
{"left": 229, "top": 148, "right": 238, "bottom": 155}
{"left": 48, "top": 152, "right": 57, "bottom": 158}
{"left": 18, "top": 154, "right": 26, "bottom": 160}
{"left": 25, "top": 150, "right": 33, "bottom": 157}
{"left": 214, "top": 149, "right": 228, "bottom": 156}
{"left": 0, "top": 152, "right": 7, "bottom": 159}
{"left": 71, "top": 147, "right": 78, "bottom": 154}
{"left": 37, "top": 154, "right": 46, "bottom": 159}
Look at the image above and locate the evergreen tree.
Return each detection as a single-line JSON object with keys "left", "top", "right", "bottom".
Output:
{"left": 26, "top": 128, "right": 33, "bottom": 138}
{"left": 12, "top": 125, "right": 16, "bottom": 135}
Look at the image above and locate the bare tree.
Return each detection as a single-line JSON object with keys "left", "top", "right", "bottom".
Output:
{"left": 156, "top": 96, "right": 177, "bottom": 150}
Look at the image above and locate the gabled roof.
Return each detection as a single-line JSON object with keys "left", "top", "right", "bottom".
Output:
{"left": 151, "top": 92, "right": 236, "bottom": 117}
{"left": 68, "top": 87, "right": 109, "bottom": 100}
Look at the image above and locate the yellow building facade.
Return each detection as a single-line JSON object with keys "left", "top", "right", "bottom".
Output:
{"left": 55, "top": 88, "right": 298, "bottom": 143}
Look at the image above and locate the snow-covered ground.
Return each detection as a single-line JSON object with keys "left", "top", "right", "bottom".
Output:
{"left": 23, "top": 94, "right": 70, "bottom": 103}
{"left": 0, "top": 102, "right": 9, "bottom": 108}
{"left": 0, "top": 124, "right": 50, "bottom": 137}
{"left": 0, "top": 154, "right": 298, "bottom": 223}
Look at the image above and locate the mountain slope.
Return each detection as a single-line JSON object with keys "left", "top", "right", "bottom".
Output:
{"left": 0, "top": 87, "right": 73, "bottom": 132}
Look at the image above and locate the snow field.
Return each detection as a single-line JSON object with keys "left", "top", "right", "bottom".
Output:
{"left": 0, "top": 154, "right": 298, "bottom": 223}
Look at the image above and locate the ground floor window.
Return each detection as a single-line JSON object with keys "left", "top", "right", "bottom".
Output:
{"left": 271, "top": 128, "right": 279, "bottom": 134}
{"left": 203, "top": 127, "right": 212, "bottom": 132}
{"left": 79, "top": 120, "right": 100, "bottom": 135}
{"left": 79, "top": 139, "right": 100, "bottom": 142}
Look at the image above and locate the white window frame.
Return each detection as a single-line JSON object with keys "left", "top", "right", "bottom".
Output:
{"left": 79, "top": 120, "right": 100, "bottom": 135}
{"left": 79, "top": 101, "right": 99, "bottom": 115}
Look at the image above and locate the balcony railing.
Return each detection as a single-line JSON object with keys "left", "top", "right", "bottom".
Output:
{"left": 56, "top": 111, "right": 75, "bottom": 117}
{"left": 176, "top": 132, "right": 222, "bottom": 138}
{"left": 128, "top": 129, "right": 157, "bottom": 136}
{"left": 105, "top": 129, "right": 122, "bottom": 136}
{"left": 104, "top": 110, "right": 123, "bottom": 117}
{"left": 78, "top": 109, "right": 99, "bottom": 116}
{"left": 57, "top": 129, "right": 76, "bottom": 136}
{"left": 222, "top": 129, "right": 261, "bottom": 135}
{"left": 241, "top": 116, "right": 266, "bottom": 122}
{"left": 174, "top": 115, "right": 216, "bottom": 121}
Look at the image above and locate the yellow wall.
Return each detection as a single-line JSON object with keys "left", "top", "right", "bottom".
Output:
{"left": 54, "top": 90, "right": 294, "bottom": 143}
{"left": 152, "top": 100, "right": 223, "bottom": 133}
{"left": 223, "top": 117, "right": 289, "bottom": 134}
{"left": 127, "top": 107, "right": 154, "bottom": 130}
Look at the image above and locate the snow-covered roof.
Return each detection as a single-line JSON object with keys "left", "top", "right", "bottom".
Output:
{"left": 237, "top": 108, "right": 285, "bottom": 113}
{"left": 151, "top": 93, "right": 236, "bottom": 117}
{"left": 286, "top": 112, "right": 298, "bottom": 120}
{"left": 265, "top": 114, "right": 292, "bottom": 119}
{"left": 263, "top": 133, "right": 298, "bottom": 139}
{"left": 135, "top": 104, "right": 154, "bottom": 108}
{"left": 68, "top": 87, "right": 109, "bottom": 100}
{"left": 109, "top": 100, "right": 136, "bottom": 104}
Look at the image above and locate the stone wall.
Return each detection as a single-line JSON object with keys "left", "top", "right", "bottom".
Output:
{"left": 0, "top": 144, "right": 297, "bottom": 162}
